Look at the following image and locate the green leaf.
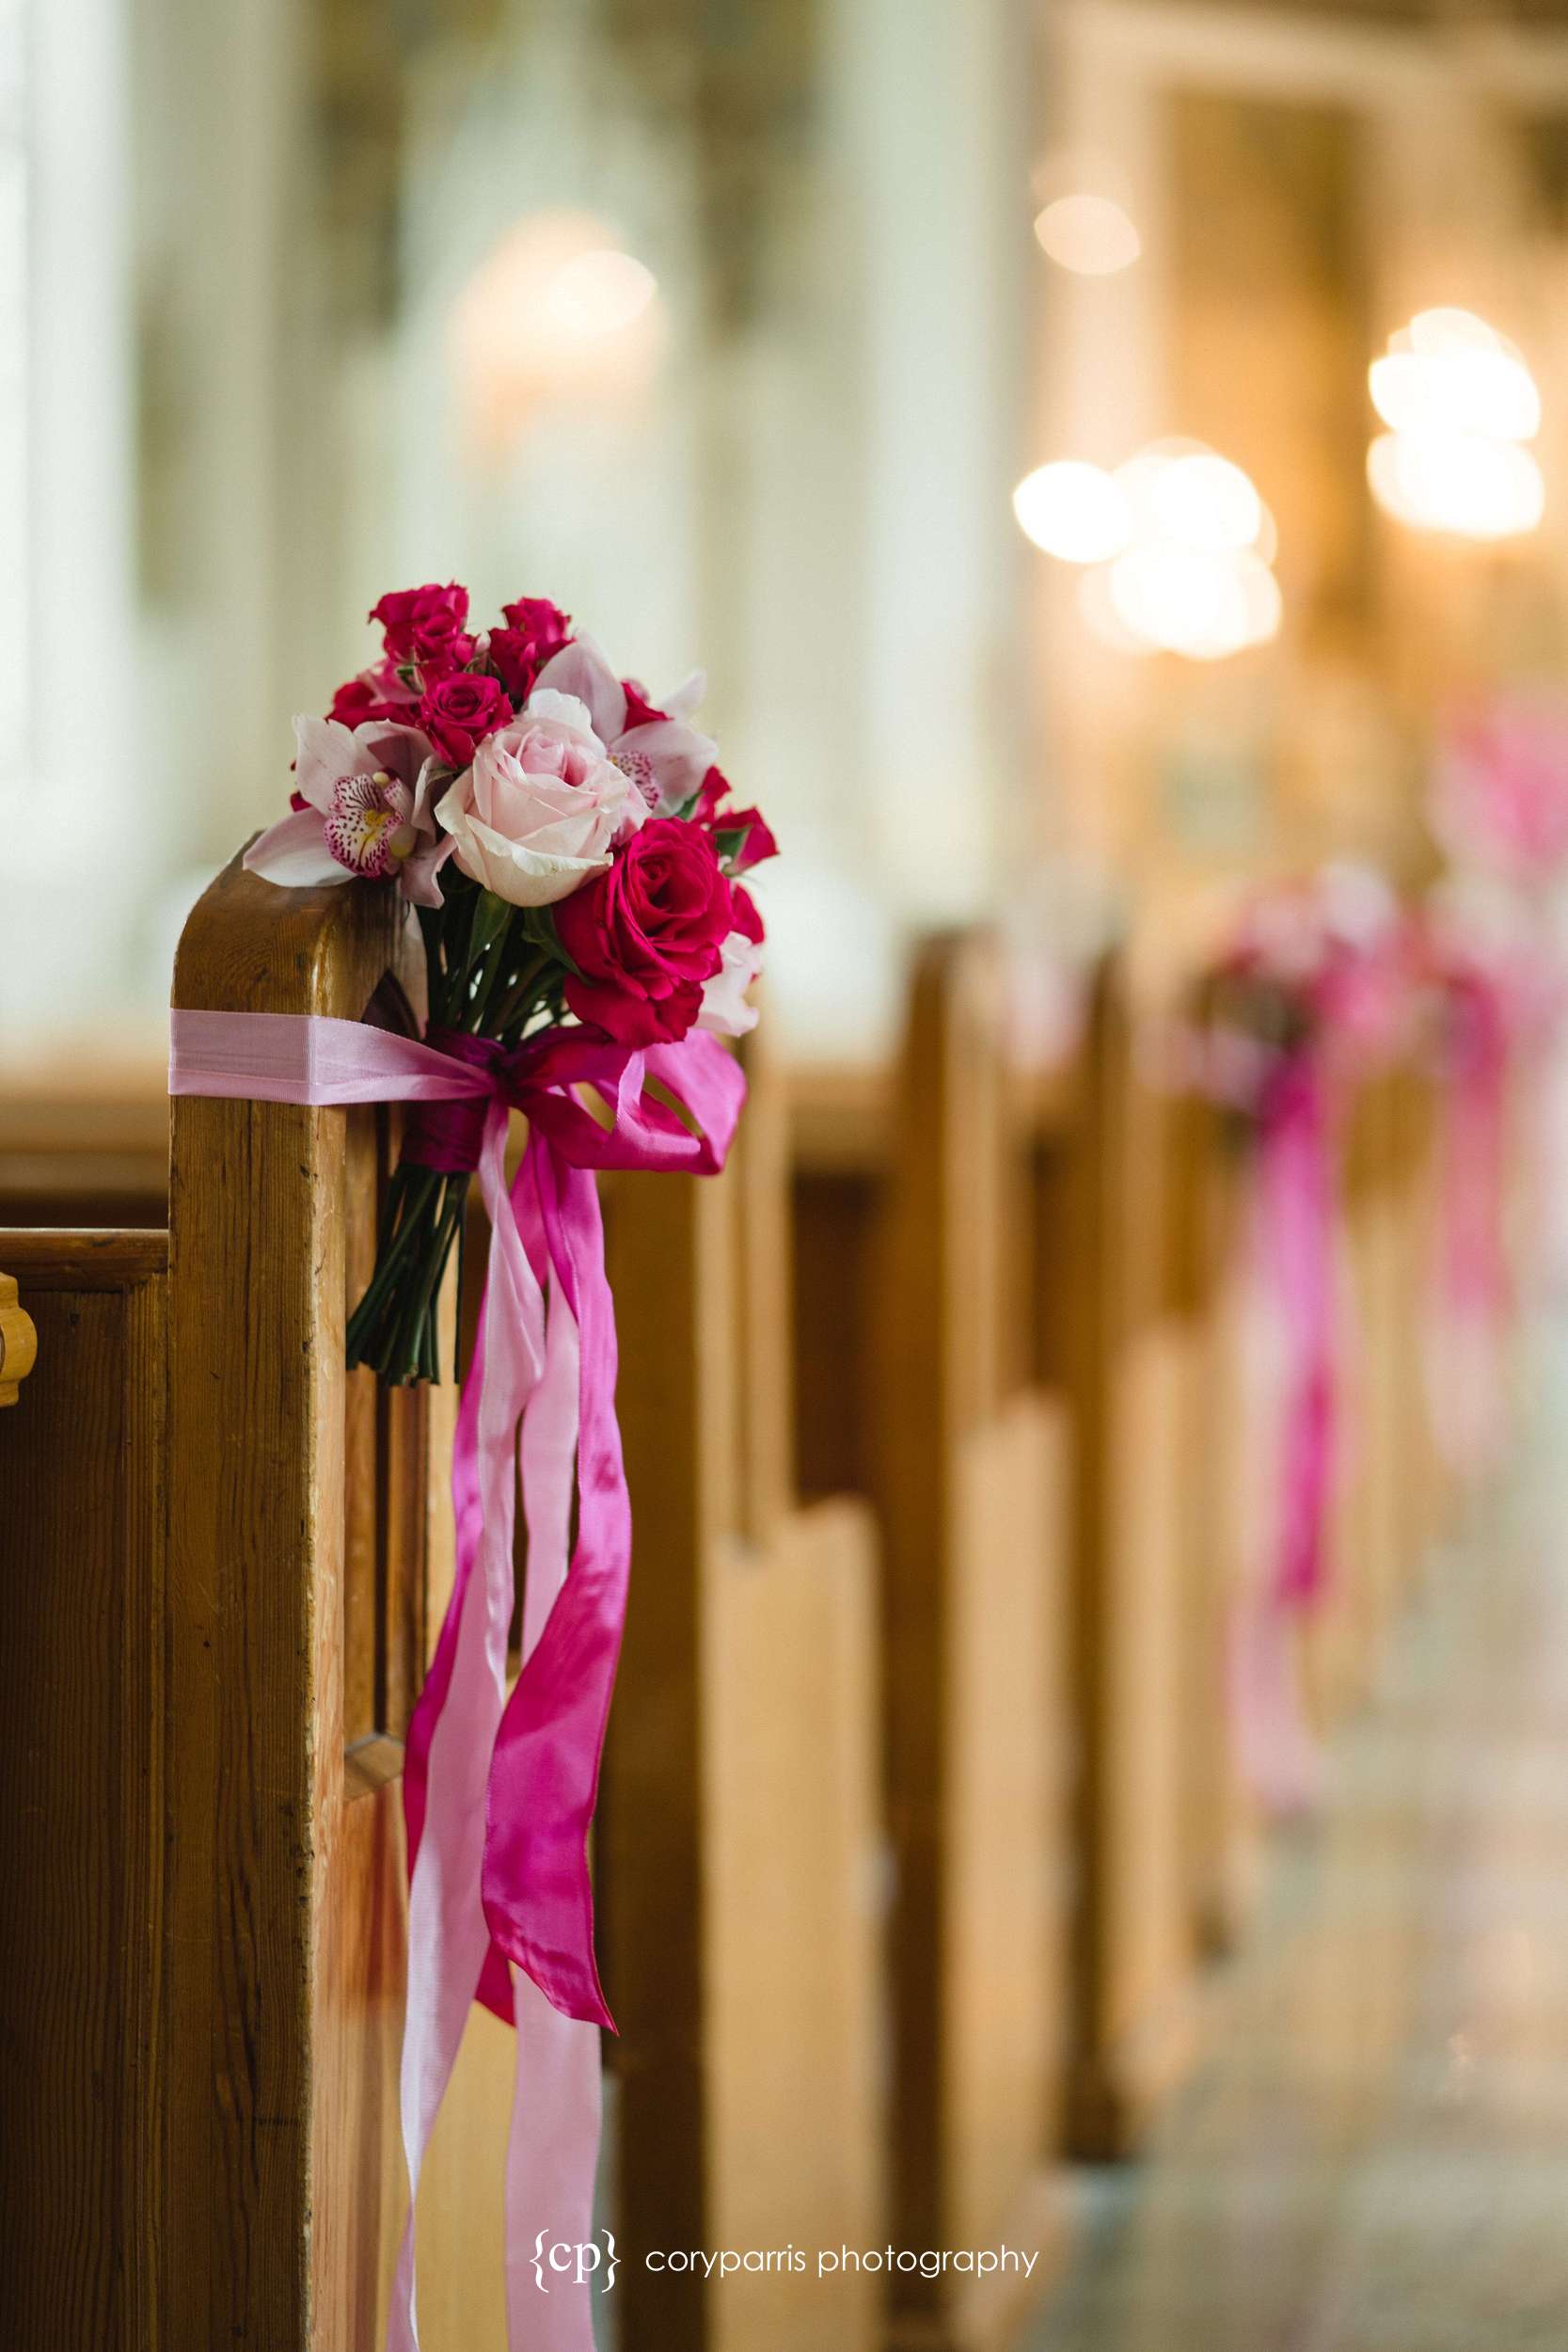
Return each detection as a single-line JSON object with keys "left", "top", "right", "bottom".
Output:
{"left": 522, "top": 902, "right": 582, "bottom": 977}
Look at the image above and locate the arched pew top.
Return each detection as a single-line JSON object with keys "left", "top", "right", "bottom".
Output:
{"left": 171, "top": 848, "right": 427, "bottom": 1025}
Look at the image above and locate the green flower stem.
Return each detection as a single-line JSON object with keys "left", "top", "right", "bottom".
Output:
{"left": 345, "top": 885, "right": 551, "bottom": 1387}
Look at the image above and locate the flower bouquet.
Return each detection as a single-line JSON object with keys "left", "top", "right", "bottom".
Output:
{"left": 245, "top": 582, "right": 775, "bottom": 1384}
{"left": 1196, "top": 862, "right": 1415, "bottom": 1119}
{"left": 1188, "top": 865, "right": 1416, "bottom": 1817}
{"left": 199, "top": 582, "right": 777, "bottom": 2344}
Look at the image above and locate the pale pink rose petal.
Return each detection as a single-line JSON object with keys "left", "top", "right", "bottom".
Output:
{"left": 697, "top": 929, "right": 765, "bottom": 1037}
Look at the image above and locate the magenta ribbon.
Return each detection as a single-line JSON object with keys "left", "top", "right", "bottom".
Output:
{"left": 1259, "top": 1052, "right": 1336, "bottom": 1612}
{"left": 1230, "top": 1049, "right": 1336, "bottom": 1816}
{"left": 1433, "top": 980, "right": 1511, "bottom": 1472}
{"left": 169, "top": 1006, "right": 745, "bottom": 2351}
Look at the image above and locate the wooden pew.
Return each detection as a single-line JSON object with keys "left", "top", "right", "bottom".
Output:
{"left": 0, "top": 867, "right": 520, "bottom": 2346}
{"left": 164, "top": 857, "right": 518, "bottom": 2348}
{"left": 1307, "top": 1058, "right": 1442, "bottom": 1733}
{"left": 601, "top": 1026, "right": 884, "bottom": 2352}
{"left": 1164, "top": 1067, "right": 1261, "bottom": 1959}
{"left": 0, "top": 852, "right": 884, "bottom": 2351}
{"left": 1057, "top": 953, "right": 1196, "bottom": 2154}
{"left": 792, "top": 930, "right": 1068, "bottom": 2350}
{"left": 0, "top": 1232, "right": 166, "bottom": 2351}
{"left": 0, "top": 1051, "right": 167, "bottom": 1227}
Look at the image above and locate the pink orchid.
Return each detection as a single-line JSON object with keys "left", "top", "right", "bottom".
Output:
{"left": 245, "top": 715, "right": 454, "bottom": 907}
{"left": 532, "top": 632, "right": 718, "bottom": 814}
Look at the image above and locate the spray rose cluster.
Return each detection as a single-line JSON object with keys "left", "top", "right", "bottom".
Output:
{"left": 245, "top": 582, "right": 777, "bottom": 1379}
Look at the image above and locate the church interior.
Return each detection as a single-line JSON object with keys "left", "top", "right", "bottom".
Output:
{"left": 6, "top": 0, "right": 1568, "bottom": 2346}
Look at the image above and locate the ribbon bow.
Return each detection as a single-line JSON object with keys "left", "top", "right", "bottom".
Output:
{"left": 170, "top": 1006, "right": 746, "bottom": 2351}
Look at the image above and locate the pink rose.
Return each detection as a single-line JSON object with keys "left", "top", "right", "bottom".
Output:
{"left": 488, "top": 596, "right": 573, "bottom": 703}
{"left": 435, "top": 689, "right": 643, "bottom": 907}
{"left": 697, "top": 884, "right": 766, "bottom": 1039}
{"left": 534, "top": 633, "right": 718, "bottom": 814}
{"left": 371, "top": 580, "right": 473, "bottom": 673}
{"left": 419, "top": 671, "right": 512, "bottom": 767}
{"left": 555, "top": 817, "right": 733, "bottom": 1045}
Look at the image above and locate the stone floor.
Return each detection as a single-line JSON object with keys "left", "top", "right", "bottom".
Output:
{"left": 1028, "top": 1345, "right": 1568, "bottom": 2352}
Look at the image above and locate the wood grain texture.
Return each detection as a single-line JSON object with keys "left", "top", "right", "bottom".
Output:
{"left": 165, "top": 852, "right": 499, "bottom": 2352}
{"left": 873, "top": 935, "right": 1063, "bottom": 2348}
{"left": 0, "top": 1237, "right": 166, "bottom": 2350}
{"left": 792, "top": 933, "right": 1069, "bottom": 2350}
{"left": 602, "top": 1024, "right": 885, "bottom": 2352}
{"left": 1061, "top": 955, "right": 1196, "bottom": 2158}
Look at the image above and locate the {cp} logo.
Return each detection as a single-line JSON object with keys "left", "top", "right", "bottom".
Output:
{"left": 531, "top": 2229, "right": 620, "bottom": 2294}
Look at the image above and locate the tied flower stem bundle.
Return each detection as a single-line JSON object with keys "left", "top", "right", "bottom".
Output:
{"left": 345, "top": 888, "right": 565, "bottom": 1384}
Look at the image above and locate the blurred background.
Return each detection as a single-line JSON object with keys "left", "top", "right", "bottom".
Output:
{"left": 9, "top": 6, "right": 1568, "bottom": 2347}
{"left": 8, "top": 0, "right": 1568, "bottom": 1063}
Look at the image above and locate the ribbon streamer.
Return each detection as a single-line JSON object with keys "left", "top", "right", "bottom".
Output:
{"left": 170, "top": 1006, "right": 745, "bottom": 2351}
{"left": 1432, "top": 981, "right": 1511, "bottom": 1475}
{"left": 1230, "top": 1049, "right": 1334, "bottom": 1815}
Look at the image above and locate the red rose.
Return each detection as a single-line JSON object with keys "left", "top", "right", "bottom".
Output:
{"left": 489, "top": 597, "right": 572, "bottom": 703}
{"left": 693, "top": 766, "right": 778, "bottom": 873}
{"left": 555, "top": 818, "right": 733, "bottom": 1046}
{"left": 419, "top": 671, "right": 512, "bottom": 768}
{"left": 327, "top": 675, "right": 411, "bottom": 729}
{"left": 371, "top": 581, "right": 473, "bottom": 673}
{"left": 731, "top": 883, "right": 765, "bottom": 944}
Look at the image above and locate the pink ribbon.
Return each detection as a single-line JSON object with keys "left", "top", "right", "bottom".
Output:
{"left": 1259, "top": 1053, "right": 1336, "bottom": 1613}
{"left": 169, "top": 1006, "right": 745, "bottom": 2350}
{"left": 1432, "top": 981, "right": 1511, "bottom": 1473}
{"left": 1230, "top": 1049, "right": 1335, "bottom": 1814}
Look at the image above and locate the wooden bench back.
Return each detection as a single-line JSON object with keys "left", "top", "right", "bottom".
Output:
{"left": 1059, "top": 949, "right": 1197, "bottom": 2153}
{"left": 166, "top": 856, "right": 507, "bottom": 2349}
{"left": 0, "top": 857, "right": 507, "bottom": 2350}
{"left": 790, "top": 928, "right": 1067, "bottom": 2348}
{"left": 601, "top": 1020, "right": 884, "bottom": 2352}
{"left": 0, "top": 1232, "right": 166, "bottom": 2352}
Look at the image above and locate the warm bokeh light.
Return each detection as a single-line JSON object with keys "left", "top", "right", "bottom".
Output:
{"left": 1370, "top": 311, "right": 1539, "bottom": 443}
{"left": 1012, "top": 459, "right": 1132, "bottom": 563}
{"left": 1075, "top": 563, "right": 1156, "bottom": 657}
{"left": 1034, "top": 192, "right": 1141, "bottom": 276}
{"left": 544, "top": 246, "right": 659, "bottom": 339}
{"left": 1368, "top": 309, "right": 1543, "bottom": 540}
{"left": 1106, "top": 541, "right": 1280, "bottom": 661}
{"left": 1368, "top": 429, "right": 1544, "bottom": 540}
{"left": 1147, "top": 451, "right": 1264, "bottom": 553}
{"left": 451, "top": 211, "right": 664, "bottom": 451}
{"left": 1026, "top": 437, "right": 1280, "bottom": 660}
